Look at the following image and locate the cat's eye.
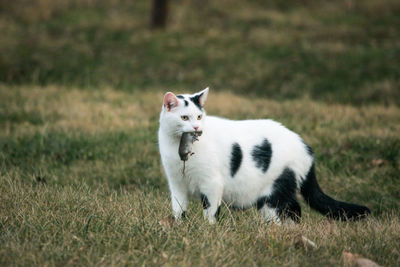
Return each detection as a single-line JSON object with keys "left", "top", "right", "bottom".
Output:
{"left": 181, "top": 115, "right": 189, "bottom": 121}
{"left": 197, "top": 115, "right": 202, "bottom": 120}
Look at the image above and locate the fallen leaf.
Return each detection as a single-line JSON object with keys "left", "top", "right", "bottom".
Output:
{"left": 343, "top": 251, "right": 361, "bottom": 266}
{"left": 371, "top": 159, "right": 385, "bottom": 167}
{"left": 342, "top": 251, "right": 382, "bottom": 267}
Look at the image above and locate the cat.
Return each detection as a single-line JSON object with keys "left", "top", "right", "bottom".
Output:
{"left": 158, "top": 87, "right": 370, "bottom": 224}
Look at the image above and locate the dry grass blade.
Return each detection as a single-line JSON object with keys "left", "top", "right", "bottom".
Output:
{"left": 295, "top": 234, "right": 317, "bottom": 251}
{"left": 159, "top": 215, "right": 176, "bottom": 231}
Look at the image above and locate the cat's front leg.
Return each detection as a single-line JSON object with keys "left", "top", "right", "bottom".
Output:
{"left": 168, "top": 179, "right": 189, "bottom": 220}
{"left": 200, "top": 183, "right": 223, "bottom": 224}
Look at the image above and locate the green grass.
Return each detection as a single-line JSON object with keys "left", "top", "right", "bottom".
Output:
{"left": 1, "top": 0, "right": 400, "bottom": 265}
{"left": 1, "top": 0, "right": 399, "bottom": 105}
{"left": 1, "top": 87, "right": 400, "bottom": 266}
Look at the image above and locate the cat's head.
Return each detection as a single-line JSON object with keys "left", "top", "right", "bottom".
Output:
{"left": 159, "top": 87, "right": 209, "bottom": 137}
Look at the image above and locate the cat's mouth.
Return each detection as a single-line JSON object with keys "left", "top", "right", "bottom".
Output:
{"left": 193, "top": 130, "right": 203, "bottom": 136}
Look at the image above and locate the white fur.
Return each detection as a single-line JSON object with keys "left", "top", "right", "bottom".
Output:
{"left": 158, "top": 88, "right": 313, "bottom": 224}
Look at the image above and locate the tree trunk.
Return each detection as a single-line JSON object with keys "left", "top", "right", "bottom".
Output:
{"left": 151, "top": 0, "right": 169, "bottom": 29}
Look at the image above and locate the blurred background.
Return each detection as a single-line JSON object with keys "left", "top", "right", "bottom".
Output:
{"left": 1, "top": 0, "right": 399, "bottom": 105}
{"left": 1, "top": 2, "right": 400, "bottom": 265}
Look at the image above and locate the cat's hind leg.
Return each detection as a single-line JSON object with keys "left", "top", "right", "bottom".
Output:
{"left": 257, "top": 168, "right": 302, "bottom": 223}
{"left": 258, "top": 205, "right": 281, "bottom": 224}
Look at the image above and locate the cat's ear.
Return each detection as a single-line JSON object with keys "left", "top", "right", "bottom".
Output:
{"left": 198, "top": 87, "right": 209, "bottom": 106}
{"left": 163, "top": 92, "right": 179, "bottom": 111}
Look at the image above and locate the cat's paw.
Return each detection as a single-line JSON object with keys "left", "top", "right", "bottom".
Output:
{"left": 203, "top": 210, "right": 216, "bottom": 224}
{"left": 173, "top": 210, "right": 187, "bottom": 222}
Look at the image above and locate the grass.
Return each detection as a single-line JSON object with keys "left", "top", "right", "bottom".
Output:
{"left": 0, "top": 0, "right": 399, "bottom": 105}
{"left": 1, "top": 0, "right": 400, "bottom": 265}
{"left": 1, "top": 87, "right": 400, "bottom": 266}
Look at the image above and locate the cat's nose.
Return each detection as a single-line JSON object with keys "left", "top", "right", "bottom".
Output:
{"left": 194, "top": 126, "right": 199, "bottom": 131}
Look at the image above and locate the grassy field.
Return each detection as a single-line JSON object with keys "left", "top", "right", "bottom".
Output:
{"left": 1, "top": 0, "right": 400, "bottom": 266}
{"left": 1, "top": 0, "right": 400, "bottom": 104}
{"left": 1, "top": 87, "right": 399, "bottom": 266}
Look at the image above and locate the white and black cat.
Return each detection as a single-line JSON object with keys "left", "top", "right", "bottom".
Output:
{"left": 158, "top": 88, "right": 370, "bottom": 224}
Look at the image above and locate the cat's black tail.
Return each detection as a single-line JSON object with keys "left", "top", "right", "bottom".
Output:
{"left": 300, "top": 163, "right": 370, "bottom": 221}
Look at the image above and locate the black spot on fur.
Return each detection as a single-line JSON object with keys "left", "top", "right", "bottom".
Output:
{"left": 230, "top": 143, "right": 243, "bottom": 177}
{"left": 190, "top": 93, "right": 203, "bottom": 111}
{"left": 256, "top": 196, "right": 268, "bottom": 210}
{"left": 200, "top": 194, "right": 221, "bottom": 221}
{"left": 252, "top": 139, "right": 272, "bottom": 173}
{"left": 177, "top": 95, "right": 189, "bottom": 106}
{"left": 257, "top": 168, "right": 301, "bottom": 222}
{"left": 200, "top": 193, "right": 210, "bottom": 210}
{"left": 302, "top": 140, "right": 314, "bottom": 155}
{"left": 300, "top": 163, "right": 370, "bottom": 221}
